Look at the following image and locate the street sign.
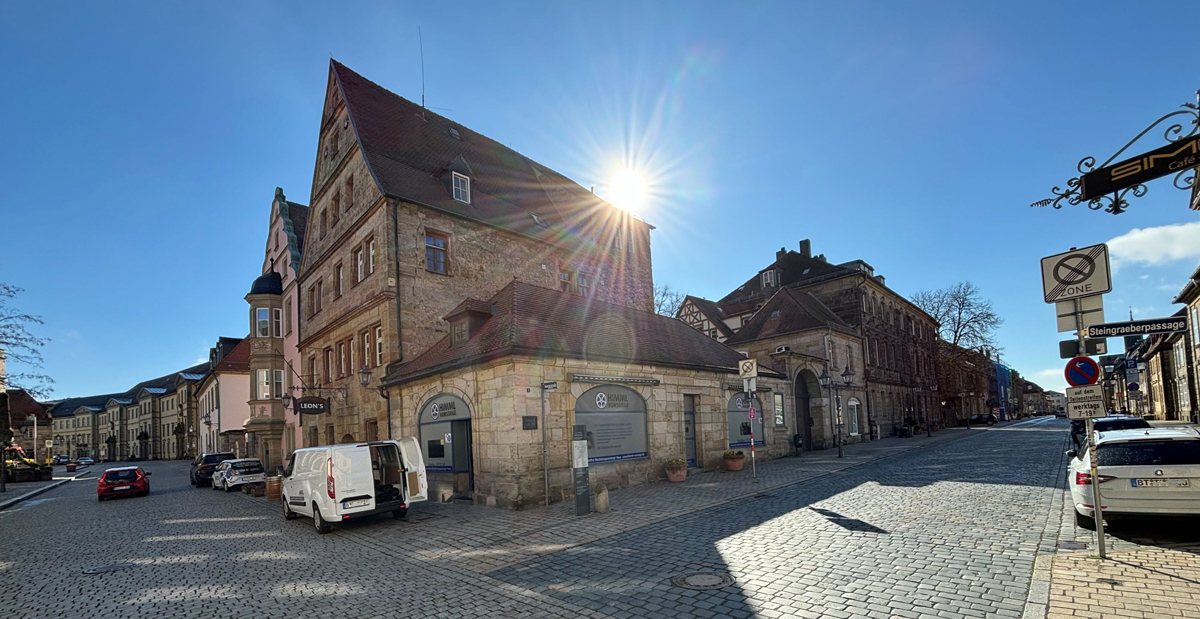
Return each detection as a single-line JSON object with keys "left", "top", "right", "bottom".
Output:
{"left": 1124, "top": 359, "right": 1137, "bottom": 369}
{"left": 1055, "top": 295, "right": 1104, "bottom": 333}
{"left": 1086, "top": 316, "right": 1189, "bottom": 339}
{"left": 1059, "top": 339, "right": 1107, "bottom": 359}
{"left": 1066, "top": 385, "right": 1105, "bottom": 419}
{"left": 748, "top": 405, "right": 756, "bottom": 420}
{"left": 44, "top": 440, "right": 53, "bottom": 448}
{"left": 1079, "top": 134, "right": 1200, "bottom": 200}
{"left": 295, "top": 396, "right": 329, "bottom": 415}
{"left": 739, "top": 359, "right": 758, "bottom": 379}
{"left": 1128, "top": 382, "right": 1140, "bottom": 392}
{"left": 1041, "top": 245, "right": 1112, "bottom": 304}
{"left": 1065, "top": 357, "right": 1101, "bottom": 387}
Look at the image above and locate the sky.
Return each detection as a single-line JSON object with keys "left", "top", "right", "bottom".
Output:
{"left": 2, "top": 1, "right": 1199, "bottom": 399}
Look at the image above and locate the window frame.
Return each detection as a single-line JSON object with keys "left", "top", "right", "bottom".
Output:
{"left": 284, "top": 298, "right": 293, "bottom": 335}
{"left": 425, "top": 231, "right": 448, "bottom": 275}
{"left": 324, "top": 348, "right": 333, "bottom": 384}
{"left": 335, "top": 263, "right": 344, "bottom": 297}
{"left": 272, "top": 308, "right": 282, "bottom": 338}
{"left": 255, "top": 308, "right": 270, "bottom": 338}
{"left": 451, "top": 172, "right": 471, "bottom": 203}
{"left": 256, "top": 369, "right": 270, "bottom": 401}
{"left": 273, "top": 369, "right": 284, "bottom": 399}
{"left": 375, "top": 326, "right": 384, "bottom": 367}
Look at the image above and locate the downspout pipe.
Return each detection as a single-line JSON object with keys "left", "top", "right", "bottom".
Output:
{"left": 541, "top": 384, "right": 550, "bottom": 506}
{"left": 391, "top": 199, "right": 403, "bottom": 363}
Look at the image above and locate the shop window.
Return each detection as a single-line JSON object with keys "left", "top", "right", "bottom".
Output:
{"left": 847, "top": 398, "right": 862, "bottom": 435}
{"left": 773, "top": 392, "right": 785, "bottom": 427}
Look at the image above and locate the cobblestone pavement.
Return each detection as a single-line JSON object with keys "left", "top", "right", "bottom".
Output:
{"left": 0, "top": 419, "right": 1075, "bottom": 619}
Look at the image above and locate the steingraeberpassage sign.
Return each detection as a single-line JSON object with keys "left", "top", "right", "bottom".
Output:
{"left": 1085, "top": 316, "right": 1188, "bottom": 339}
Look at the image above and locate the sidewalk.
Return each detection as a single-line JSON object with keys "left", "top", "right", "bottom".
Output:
{"left": 0, "top": 467, "right": 93, "bottom": 511}
{"left": 253, "top": 422, "right": 1009, "bottom": 574}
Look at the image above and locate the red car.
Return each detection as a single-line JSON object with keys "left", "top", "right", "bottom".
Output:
{"left": 97, "top": 466, "right": 151, "bottom": 501}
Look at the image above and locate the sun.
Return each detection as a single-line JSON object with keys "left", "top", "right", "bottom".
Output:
{"left": 608, "top": 168, "right": 648, "bottom": 213}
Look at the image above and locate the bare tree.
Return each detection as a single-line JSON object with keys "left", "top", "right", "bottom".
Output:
{"left": 911, "top": 281, "right": 1002, "bottom": 352}
{"left": 653, "top": 284, "right": 687, "bottom": 317}
{"left": 0, "top": 283, "right": 53, "bottom": 398}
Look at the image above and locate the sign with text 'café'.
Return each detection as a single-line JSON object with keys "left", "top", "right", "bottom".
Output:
{"left": 1080, "top": 134, "right": 1200, "bottom": 200}
{"left": 295, "top": 396, "right": 329, "bottom": 416}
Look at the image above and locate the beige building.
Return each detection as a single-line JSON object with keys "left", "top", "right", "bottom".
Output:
{"left": 382, "top": 281, "right": 785, "bottom": 508}
{"left": 296, "top": 60, "right": 654, "bottom": 448}
{"left": 195, "top": 339, "right": 252, "bottom": 456}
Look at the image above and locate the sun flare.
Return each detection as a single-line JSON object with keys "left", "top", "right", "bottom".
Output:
{"left": 608, "top": 168, "right": 649, "bottom": 213}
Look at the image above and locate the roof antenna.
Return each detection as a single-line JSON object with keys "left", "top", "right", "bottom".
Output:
{"left": 418, "top": 27, "right": 426, "bottom": 116}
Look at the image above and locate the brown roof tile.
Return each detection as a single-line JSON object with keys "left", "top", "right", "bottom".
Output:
{"left": 213, "top": 339, "right": 251, "bottom": 373}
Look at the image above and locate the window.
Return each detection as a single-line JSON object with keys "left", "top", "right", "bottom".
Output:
{"left": 337, "top": 342, "right": 347, "bottom": 378}
{"left": 368, "top": 238, "right": 376, "bottom": 274}
{"left": 324, "top": 348, "right": 333, "bottom": 383}
{"left": 316, "top": 280, "right": 323, "bottom": 312}
{"left": 559, "top": 271, "right": 573, "bottom": 292}
{"left": 1193, "top": 308, "right": 1199, "bottom": 346}
{"left": 344, "top": 176, "right": 354, "bottom": 211}
{"left": 762, "top": 270, "right": 776, "bottom": 287}
{"left": 256, "top": 308, "right": 270, "bottom": 337}
{"left": 336, "top": 263, "right": 344, "bottom": 297}
{"left": 355, "top": 247, "right": 365, "bottom": 282}
{"left": 307, "top": 357, "right": 317, "bottom": 385}
{"left": 773, "top": 392, "right": 785, "bottom": 426}
{"left": 326, "top": 425, "right": 335, "bottom": 445}
{"left": 362, "top": 331, "right": 372, "bottom": 367}
{"left": 425, "top": 233, "right": 447, "bottom": 274}
{"left": 285, "top": 298, "right": 293, "bottom": 335}
{"left": 375, "top": 326, "right": 384, "bottom": 366}
{"left": 257, "top": 369, "right": 270, "bottom": 401}
{"left": 330, "top": 193, "right": 340, "bottom": 226}
{"left": 577, "top": 274, "right": 589, "bottom": 297}
{"left": 452, "top": 172, "right": 470, "bottom": 203}
{"left": 274, "top": 370, "right": 284, "bottom": 399}
{"left": 319, "top": 209, "right": 327, "bottom": 237}
{"left": 451, "top": 321, "right": 468, "bottom": 346}
{"left": 309, "top": 426, "right": 319, "bottom": 448}
{"left": 273, "top": 308, "right": 282, "bottom": 338}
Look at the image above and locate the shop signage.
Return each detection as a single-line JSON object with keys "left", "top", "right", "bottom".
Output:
{"left": 295, "top": 396, "right": 329, "bottom": 416}
{"left": 419, "top": 393, "right": 472, "bottom": 473}
{"left": 574, "top": 385, "right": 648, "bottom": 464}
{"left": 727, "top": 393, "right": 764, "bottom": 448}
{"left": 419, "top": 393, "right": 470, "bottom": 424}
{"left": 1079, "top": 134, "right": 1200, "bottom": 200}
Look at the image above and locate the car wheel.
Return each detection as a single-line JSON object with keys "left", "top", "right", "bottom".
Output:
{"left": 189, "top": 474, "right": 196, "bottom": 486}
{"left": 224, "top": 480, "right": 233, "bottom": 492}
{"left": 283, "top": 499, "right": 299, "bottom": 520}
{"left": 392, "top": 508, "right": 408, "bottom": 520}
{"left": 1075, "top": 509, "right": 1096, "bottom": 530}
{"left": 97, "top": 496, "right": 104, "bottom": 502}
{"left": 313, "top": 503, "right": 331, "bottom": 534}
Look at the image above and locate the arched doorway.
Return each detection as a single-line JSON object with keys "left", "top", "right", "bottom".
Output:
{"left": 794, "top": 370, "right": 819, "bottom": 451}
{"left": 419, "top": 393, "right": 473, "bottom": 497}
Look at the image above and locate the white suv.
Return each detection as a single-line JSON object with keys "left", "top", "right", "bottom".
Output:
{"left": 1067, "top": 427, "right": 1200, "bottom": 530}
{"left": 281, "top": 438, "right": 427, "bottom": 534}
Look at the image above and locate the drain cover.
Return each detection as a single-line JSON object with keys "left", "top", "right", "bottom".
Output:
{"left": 671, "top": 572, "right": 735, "bottom": 590}
{"left": 1059, "top": 541, "right": 1086, "bottom": 550}
{"left": 82, "top": 564, "right": 126, "bottom": 575}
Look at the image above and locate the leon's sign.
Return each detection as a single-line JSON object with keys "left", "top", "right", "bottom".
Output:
{"left": 1080, "top": 135, "right": 1200, "bottom": 200}
{"left": 295, "top": 396, "right": 329, "bottom": 415}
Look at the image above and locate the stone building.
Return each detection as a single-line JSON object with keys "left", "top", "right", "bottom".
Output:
{"left": 1172, "top": 264, "right": 1199, "bottom": 423}
{"left": 296, "top": 60, "right": 654, "bottom": 447}
{"left": 678, "top": 239, "right": 939, "bottom": 441}
{"left": 381, "top": 281, "right": 785, "bottom": 508}
{"left": 935, "top": 342, "right": 991, "bottom": 424}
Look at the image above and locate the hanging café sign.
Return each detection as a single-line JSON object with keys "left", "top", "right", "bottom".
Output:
{"left": 1032, "top": 93, "right": 1200, "bottom": 214}
{"left": 294, "top": 396, "right": 329, "bottom": 415}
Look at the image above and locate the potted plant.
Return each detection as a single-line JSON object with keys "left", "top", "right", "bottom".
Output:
{"left": 664, "top": 458, "right": 688, "bottom": 482}
{"left": 723, "top": 450, "right": 745, "bottom": 472}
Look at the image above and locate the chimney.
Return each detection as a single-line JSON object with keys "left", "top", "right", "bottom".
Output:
{"left": 776, "top": 247, "right": 787, "bottom": 261}
{"left": 799, "top": 239, "right": 811, "bottom": 258}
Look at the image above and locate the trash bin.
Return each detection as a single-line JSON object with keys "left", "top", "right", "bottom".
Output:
{"left": 265, "top": 476, "right": 282, "bottom": 501}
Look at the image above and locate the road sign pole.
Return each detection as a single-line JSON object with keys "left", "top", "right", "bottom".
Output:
{"left": 747, "top": 390, "right": 758, "bottom": 483}
{"left": 1075, "top": 297, "right": 1107, "bottom": 559}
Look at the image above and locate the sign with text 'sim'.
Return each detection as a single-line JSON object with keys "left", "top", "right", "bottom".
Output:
{"left": 1079, "top": 134, "right": 1200, "bottom": 201}
{"left": 1041, "top": 244, "right": 1112, "bottom": 304}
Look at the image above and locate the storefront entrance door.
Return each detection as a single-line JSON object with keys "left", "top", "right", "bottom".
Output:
{"left": 684, "top": 395, "right": 697, "bottom": 468}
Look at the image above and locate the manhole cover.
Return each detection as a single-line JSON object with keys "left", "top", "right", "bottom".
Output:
{"left": 671, "top": 572, "right": 735, "bottom": 590}
{"left": 1059, "top": 541, "right": 1086, "bottom": 550}
{"left": 82, "top": 564, "right": 126, "bottom": 575}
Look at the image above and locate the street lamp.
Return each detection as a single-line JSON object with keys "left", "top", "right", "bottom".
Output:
{"left": 927, "top": 382, "right": 938, "bottom": 437}
{"left": 358, "top": 365, "right": 373, "bottom": 388}
{"left": 819, "top": 365, "right": 855, "bottom": 459}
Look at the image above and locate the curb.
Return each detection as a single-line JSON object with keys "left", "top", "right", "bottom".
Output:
{"left": 0, "top": 470, "right": 93, "bottom": 511}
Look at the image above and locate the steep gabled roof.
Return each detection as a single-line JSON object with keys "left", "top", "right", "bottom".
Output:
{"left": 384, "top": 281, "right": 757, "bottom": 386}
{"left": 718, "top": 250, "right": 850, "bottom": 315}
{"left": 330, "top": 60, "right": 643, "bottom": 251}
{"left": 680, "top": 295, "right": 734, "bottom": 339}
{"left": 212, "top": 339, "right": 251, "bottom": 373}
{"left": 726, "top": 287, "right": 853, "bottom": 345}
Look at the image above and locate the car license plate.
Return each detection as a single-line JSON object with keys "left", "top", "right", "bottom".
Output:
{"left": 114, "top": 485, "right": 131, "bottom": 491}
{"left": 343, "top": 499, "right": 370, "bottom": 509}
{"left": 1132, "top": 478, "right": 1189, "bottom": 487}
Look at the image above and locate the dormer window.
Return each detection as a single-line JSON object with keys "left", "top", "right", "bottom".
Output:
{"left": 451, "top": 320, "right": 468, "bottom": 346}
{"left": 452, "top": 172, "right": 471, "bottom": 203}
{"left": 762, "top": 270, "right": 777, "bottom": 287}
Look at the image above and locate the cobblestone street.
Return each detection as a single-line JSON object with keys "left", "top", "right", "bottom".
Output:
{"left": 5, "top": 417, "right": 1182, "bottom": 619}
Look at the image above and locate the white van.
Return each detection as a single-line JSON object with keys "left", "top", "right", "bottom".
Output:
{"left": 281, "top": 437, "right": 428, "bottom": 533}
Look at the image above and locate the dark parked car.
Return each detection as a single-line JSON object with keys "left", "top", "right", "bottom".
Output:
{"left": 1069, "top": 416, "right": 1152, "bottom": 451}
{"left": 190, "top": 452, "right": 235, "bottom": 487}
{"left": 959, "top": 413, "right": 999, "bottom": 426}
{"left": 97, "top": 466, "right": 150, "bottom": 501}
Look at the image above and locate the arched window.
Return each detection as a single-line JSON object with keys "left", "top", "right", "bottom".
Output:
{"left": 847, "top": 398, "right": 862, "bottom": 435}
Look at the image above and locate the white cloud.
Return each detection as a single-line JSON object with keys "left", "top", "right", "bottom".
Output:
{"left": 1108, "top": 220, "right": 1200, "bottom": 267}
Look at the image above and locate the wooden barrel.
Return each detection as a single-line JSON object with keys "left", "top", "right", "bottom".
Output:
{"left": 265, "top": 476, "right": 282, "bottom": 500}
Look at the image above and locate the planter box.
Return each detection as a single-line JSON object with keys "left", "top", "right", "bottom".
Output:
{"left": 665, "top": 467, "right": 687, "bottom": 482}
{"left": 724, "top": 457, "right": 745, "bottom": 472}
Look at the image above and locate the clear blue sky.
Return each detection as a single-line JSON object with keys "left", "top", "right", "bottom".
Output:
{"left": 3, "top": 2, "right": 1199, "bottom": 398}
